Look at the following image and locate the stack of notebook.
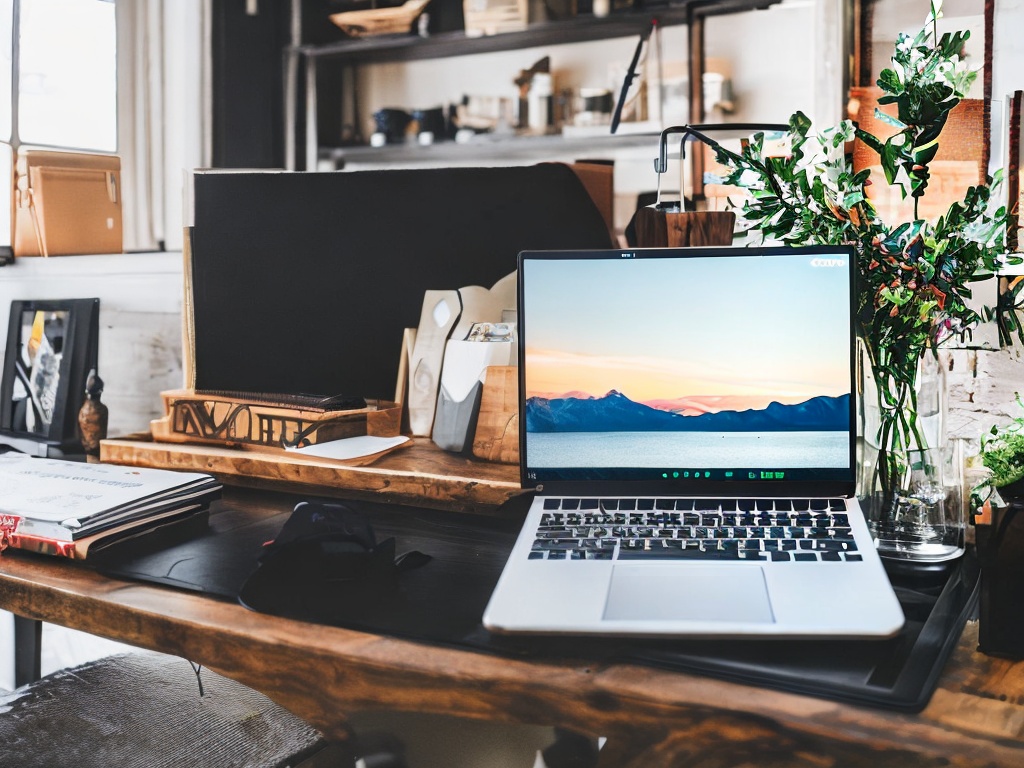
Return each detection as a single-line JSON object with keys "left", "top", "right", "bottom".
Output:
{"left": 0, "top": 453, "right": 220, "bottom": 560}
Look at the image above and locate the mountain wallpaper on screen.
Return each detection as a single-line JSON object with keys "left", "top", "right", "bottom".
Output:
{"left": 526, "top": 390, "right": 850, "bottom": 433}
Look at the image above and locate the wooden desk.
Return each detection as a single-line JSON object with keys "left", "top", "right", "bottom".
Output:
{"left": 101, "top": 435, "right": 522, "bottom": 513}
{"left": 2, "top": 487, "right": 1024, "bottom": 767}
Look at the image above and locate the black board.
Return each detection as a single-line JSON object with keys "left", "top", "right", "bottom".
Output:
{"left": 189, "top": 164, "right": 613, "bottom": 401}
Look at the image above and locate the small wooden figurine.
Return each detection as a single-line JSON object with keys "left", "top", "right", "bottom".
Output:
{"left": 78, "top": 369, "right": 109, "bottom": 461}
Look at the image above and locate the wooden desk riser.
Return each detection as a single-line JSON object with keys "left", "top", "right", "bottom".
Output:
{"left": 100, "top": 434, "right": 522, "bottom": 514}
{"left": 1, "top": 478, "right": 1024, "bottom": 767}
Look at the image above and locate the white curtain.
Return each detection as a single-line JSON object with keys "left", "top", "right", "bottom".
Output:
{"left": 117, "top": 0, "right": 211, "bottom": 253}
{"left": 812, "top": 0, "right": 844, "bottom": 129}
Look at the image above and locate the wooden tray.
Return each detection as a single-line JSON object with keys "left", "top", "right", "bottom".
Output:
{"left": 101, "top": 435, "right": 522, "bottom": 514}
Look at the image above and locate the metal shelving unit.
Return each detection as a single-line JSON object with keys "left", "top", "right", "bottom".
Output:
{"left": 285, "top": 0, "right": 782, "bottom": 170}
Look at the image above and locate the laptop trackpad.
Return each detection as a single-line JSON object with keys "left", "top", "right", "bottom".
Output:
{"left": 603, "top": 565, "right": 775, "bottom": 624}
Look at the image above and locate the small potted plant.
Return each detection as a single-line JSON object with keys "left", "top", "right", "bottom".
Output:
{"left": 980, "top": 394, "right": 1024, "bottom": 503}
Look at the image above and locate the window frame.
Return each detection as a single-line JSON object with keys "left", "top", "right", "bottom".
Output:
{"left": 2, "top": 0, "right": 119, "bottom": 261}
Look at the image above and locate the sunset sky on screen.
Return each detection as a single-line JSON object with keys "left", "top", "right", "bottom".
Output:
{"left": 522, "top": 253, "right": 850, "bottom": 409}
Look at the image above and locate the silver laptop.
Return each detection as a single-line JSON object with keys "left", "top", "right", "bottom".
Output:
{"left": 482, "top": 246, "right": 905, "bottom": 638}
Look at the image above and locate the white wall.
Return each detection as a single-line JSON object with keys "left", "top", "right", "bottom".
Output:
{"left": 994, "top": 0, "right": 1024, "bottom": 125}
{"left": 0, "top": 253, "right": 185, "bottom": 439}
{"left": 953, "top": 0, "right": 1024, "bottom": 438}
{"left": 995, "top": 0, "right": 1024, "bottom": 205}
{"left": 704, "top": 2, "right": 817, "bottom": 124}
{"left": 116, "top": 1, "right": 210, "bottom": 254}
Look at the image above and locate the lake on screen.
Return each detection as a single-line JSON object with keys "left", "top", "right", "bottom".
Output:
{"left": 526, "top": 431, "right": 848, "bottom": 468}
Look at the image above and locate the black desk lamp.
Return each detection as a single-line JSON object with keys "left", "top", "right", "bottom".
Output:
{"left": 630, "top": 123, "right": 788, "bottom": 247}
{"left": 652, "top": 123, "right": 789, "bottom": 212}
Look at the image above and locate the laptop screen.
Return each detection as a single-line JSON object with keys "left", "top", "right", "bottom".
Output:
{"left": 518, "top": 246, "right": 856, "bottom": 493}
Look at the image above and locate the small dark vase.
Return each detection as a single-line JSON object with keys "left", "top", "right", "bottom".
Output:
{"left": 77, "top": 369, "right": 109, "bottom": 462}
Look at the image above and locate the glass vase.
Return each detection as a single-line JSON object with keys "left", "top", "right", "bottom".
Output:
{"left": 856, "top": 340, "right": 965, "bottom": 562}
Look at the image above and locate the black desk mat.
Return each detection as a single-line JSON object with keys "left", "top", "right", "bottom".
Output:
{"left": 93, "top": 491, "right": 979, "bottom": 713}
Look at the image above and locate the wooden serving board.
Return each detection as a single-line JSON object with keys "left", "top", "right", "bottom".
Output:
{"left": 101, "top": 435, "right": 523, "bottom": 514}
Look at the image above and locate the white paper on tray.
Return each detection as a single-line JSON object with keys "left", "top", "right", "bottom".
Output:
{"left": 285, "top": 434, "right": 410, "bottom": 461}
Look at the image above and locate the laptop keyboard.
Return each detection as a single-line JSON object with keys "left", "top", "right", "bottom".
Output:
{"left": 528, "top": 498, "right": 861, "bottom": 563}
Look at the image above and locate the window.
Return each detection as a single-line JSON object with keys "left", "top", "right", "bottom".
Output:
{"left": 1, "top": 0, "right": 12, "bottom": 253}
{"left": 0, "top": 143, "right": 9, "bottom": 252}
{"left": 2, "top": 0, "right": 117, "bottom": 254}
{"left": 17, "top": 0, "right": 116, "bottom": 151}
{"left": 1, "top": 0, "right": 11, "bottom": 143}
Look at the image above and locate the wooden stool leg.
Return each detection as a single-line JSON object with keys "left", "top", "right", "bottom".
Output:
{"left": 13, "top": 615, "right": 42, "bottom": 687}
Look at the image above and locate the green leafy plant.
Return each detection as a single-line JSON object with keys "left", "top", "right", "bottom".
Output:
{"left": 980, "top": 394, "right": 1024, "bottom": 490}
{"left": 709, "top": 0, "right": 1020, "bottom": 511}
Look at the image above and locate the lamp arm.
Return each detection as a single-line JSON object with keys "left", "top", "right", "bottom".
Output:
{"left": 652, "top": 123, "right": 791, "bottom": 209}
{"left": 653, "top": 125, "right": 723, "bottom": 174}
{"left": 653, "top": 125, "right": 723, "bottom": 210}
{"left": 654, "top": 123, "right": 791, "bottom": 173}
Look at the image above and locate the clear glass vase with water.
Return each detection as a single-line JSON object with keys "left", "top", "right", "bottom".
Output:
{"left": 857, "top": 343, "right": 965, "bottom": 562}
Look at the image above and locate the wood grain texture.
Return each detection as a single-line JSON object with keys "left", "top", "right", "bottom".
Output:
{"left": 100, "top": 434, "right": 522, "bottom": 513}
{"left": 632, "top": 207, "right": 736, "bottom": 248}
{"left": 1, "top": 486, "right": 1023, "bottom": 768}
{"left": 570, "top": 162, "right": 616, "bottom": 242}
{"left": 471, "top": 366, "right": 519, "bottom": 464}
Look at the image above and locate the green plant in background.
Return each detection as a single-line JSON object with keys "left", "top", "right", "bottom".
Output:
{"left": 980, "top": 394, "right": 1024, "bottom": 490}
{"left": 709, "top": 0, "right": 1021, "bottom": 512}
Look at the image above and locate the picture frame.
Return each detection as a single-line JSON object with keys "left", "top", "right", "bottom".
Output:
{"left": 0, "top": 298, "right": 100, "bottom": 456}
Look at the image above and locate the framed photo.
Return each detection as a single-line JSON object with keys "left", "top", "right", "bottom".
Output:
{"left": 0, "top": 298, "right": 99, "bottom": 455}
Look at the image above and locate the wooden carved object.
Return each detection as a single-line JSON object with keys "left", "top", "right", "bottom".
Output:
{"left": 329, "top": 0, "right": 431, "bottom": 37}
{"left": 77, "top": 369, "right": 109, "bottom": 461}
{"left": 150, "top": 389, "right": 401, "bottom": 450}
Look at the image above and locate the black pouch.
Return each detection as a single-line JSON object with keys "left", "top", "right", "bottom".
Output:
{"left": 238, "top": 500, "right": 431, "bottom": 627}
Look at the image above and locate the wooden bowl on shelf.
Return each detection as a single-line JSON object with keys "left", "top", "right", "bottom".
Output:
{"left": 329, "top": 0, "right": 431, "bottom": 37}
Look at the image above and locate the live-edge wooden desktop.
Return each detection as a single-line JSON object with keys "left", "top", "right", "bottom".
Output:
{"left": 2, "top": 438, "right": 1024, "bottom": 767}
